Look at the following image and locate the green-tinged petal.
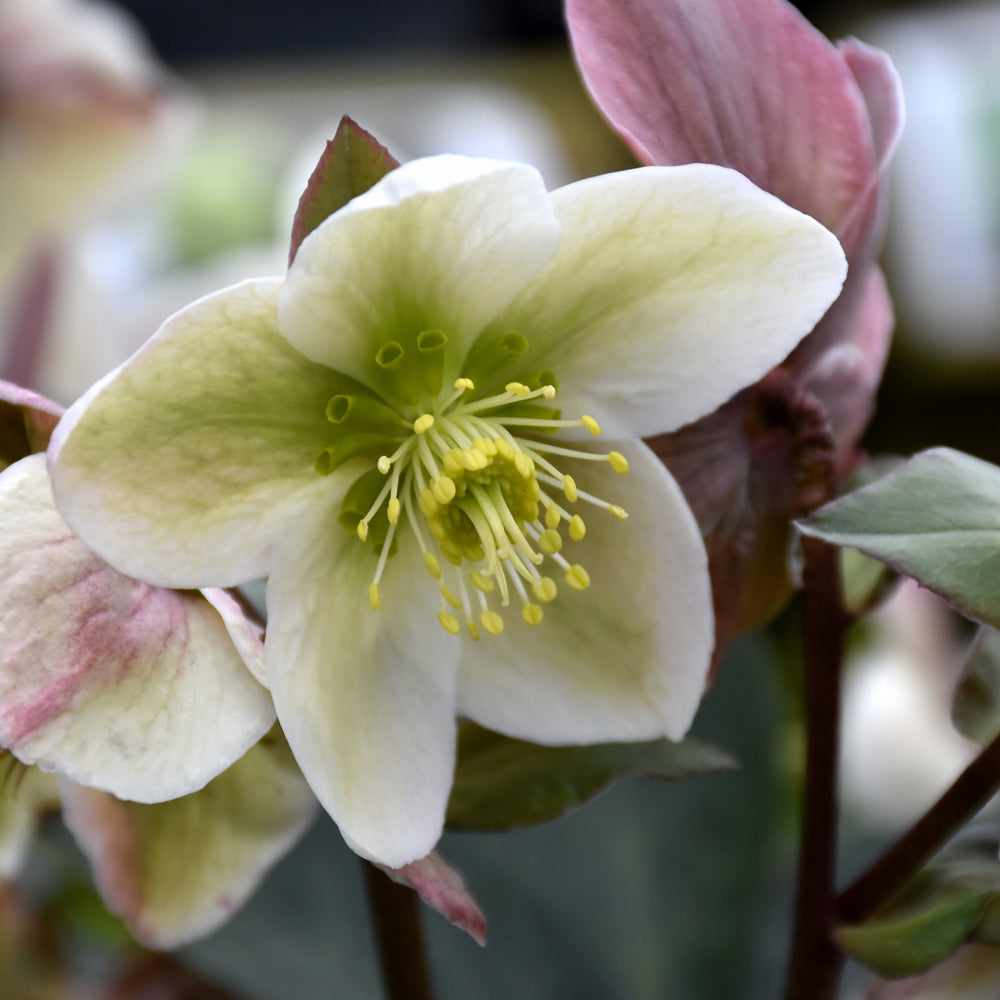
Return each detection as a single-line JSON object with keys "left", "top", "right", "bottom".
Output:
{"left": 456, "top": 439, "right": 712, "bottom": 743}
{"left": 265, "top": 493, "right": 461, "bottom": 868}
{"left": 478, "top": 164, "right": 847, "bottom": 438}
{"left": 49, "top": 278, "right": 338, "bottom": 588}
{"left": 278, "top": 155, "right": 560, "bottom": 394}
{"left": 59, "top": 728, "right": 318, "bottom": 949}
{"left": 0, "top": 455, "right": 275, "bottom": 802}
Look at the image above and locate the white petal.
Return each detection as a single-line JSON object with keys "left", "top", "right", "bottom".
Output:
{"left": 0, "top": 454, "right": 275, "bottom": 801}
{"left": 49, "top": 278, "right": 337, "bottom": 588}
{"left": 485, "top": 164, "right": 847, "bottom": 438}
{"left": 456, "top": 439, "right": 712, "bottom": 743}
{"left": 60, "top": 729, "right": 317, "bottom": 949}
{"left": 265, "top": 493, "right": 460, "bottom": 868}
{"left": 278, "top": 155, "right": 560, "bottom": 389}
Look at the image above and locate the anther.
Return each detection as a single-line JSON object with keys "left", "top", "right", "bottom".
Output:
{"left": 544, "top": 503, "right": 562, "bottom": 530}
{"left": 377, "top": 456, "right": 391, "bottom": 474}
{"left": 454, "top": 377, "right": 475, "bottom": 390}
{"left": 532, "top": 577, "right": 558, "bottom": 603}
{"left": 440, "top": 585, "right": 462, "bottom": 610}
{"left": 563, "top": 475, "right": 578, "bottom": 503}
{"left": 356, "top": 521, "right": 369, "bottom": 542}
{"left": 480, "top": 610, "right": 505, "bottom": 635}
{"left": 414, "top": 414, "right": 435, "bottom": 434}
{"left": 581, "top": 415, "right": 601, "bottom": 436}
{"left": 610, "top": 505, "right": 628, "bottom": 520}
{"left": 608, "top": 451, "right": 629, "bottom": 474}
{"left": 423, "top": 551, "right": 442, "bottom": 579}
{"left": 569, "top": 514, "right": 586, "bottom": 541}
{"left": 505, "top": 382, "right": 531, "bottom": 397}
{"left": 469, "top": 571, "right": 494, "bottom": 592}
{"left": 369, "top": 583, "right": 381, "bottom": 610}
{"left": 431, "top": 476, "right": 456, "bottom": 504}
{"left": 538, "top": 528, "right": 562, "bottom": 554}
{"left": 522, "top": 603, "right": 544, "bottom": 626}
{"left": 387, "top": 498, "right": 401, "bottom": 524}
{"left": 438, "top": 611, "right": 461, "bottom": 635}
{"left": 565, "top": 565, "right": 591, "bottom": 591}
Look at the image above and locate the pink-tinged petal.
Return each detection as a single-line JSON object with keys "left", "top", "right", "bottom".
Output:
{"left": 49, "top": 278, "right": 336, "bottom": 589}
{"left": 0, "top": 454, "right": 275, "bottom": 801}
{"left": 201, "top": 588, "right": 267, "bottom": 689}
{"left": 799, "top": 266, "right": 894, "bottom": 466}
{"left": 837, "top": 39, "right": 906, "bottom": 264}
{"left": 567, "top": 0, "right": 874, "bottom": 236}
{"left": 386, "top": 851, "right": 487, "bottom": 945}
{"left": 456, "top": 440, "right": 712, "bottom": 743}
{"left": 0, "top": 378, "right": 62, "bottom": 465}
{"left": 60, "top": 729, "right": 318, "bottom": 949}
{"left": 265, "top": 491, "right": 461, "bottom": 869}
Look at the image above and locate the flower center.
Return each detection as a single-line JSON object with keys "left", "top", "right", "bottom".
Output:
{"left": 318, "top": 339, "right": 629, "bottom": 639}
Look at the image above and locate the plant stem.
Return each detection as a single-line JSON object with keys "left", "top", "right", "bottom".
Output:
{"left": 362, "top": 859, "right": 434, "bottom": 1000}
{"left": 782, "top": 536, "right": 849, "bottom": 1000}
{"left": 838, "top": 727, "right": 1000, "bottom": 925}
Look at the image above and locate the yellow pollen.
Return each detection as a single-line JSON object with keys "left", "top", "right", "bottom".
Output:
{"left": 467, "top": 620, "right": 481, "bottom": 641}
{"left": 532, "top": 577, "right": 558, "bottom": 603}
{"left": 454, "top": 377, "right": 475, "bottom": 390}
{"left": 462, "top": 449, "right": 489, "bottom": 472}
{"left": 514, "top": 452, "right": 534, "bottom": 480}
{"left": 609, "top": 451, "right": 629, "bottom": 474}
{"left": 423, "top": 551, "right": 442, "bottom": 579}
{"left": 377, "top": 456, "right": 391, "bottom": 474}
{"left": 538, "top": 528, "right": 562, "bottom": 554}
{"left": 440, "top": 585, "right": 462, "bottom": 610}
{"left": 569, "top": 514, "right": 586, "bottom": 541}
{"left": 438, "top": 611, "right": 461, "bottom": 635}
{"left": 480, "top": 610, "right": 505, "bottom": 635}
{"left": 431, "top": 476, "right": 456, "bottom": 504}
{"left": 369, "top": 582, "right": 381, "bottom": 610}
{"left": 419, "top": 489, "right": 438, "bottom": 518}
{"left": 582, "top": 415, "right": 601, "bottom": 436}
{"left": 540, "top": 385, "right": 556, "bottom": 400}
{"left": 545, "top": 503, "right": 561, "bottom": 530}
{"left": 387, "top": 498, "right": 401, "bottom": 524}
{"left": 565, "top": 565, "right": 591, "bottom": 591}
{"left": 563, "top": 475, "right": 578, "bottom": 503}
{"left": 356, "top": 520, "right": 369, "bottom": 542}
{"left": 610, "top": 505, "right": 628, "bottom": 520}
{"left": 495, "top": 439, "right": 515, "bottom": 462}
{"left": 469, "top": 571, "right": 494, "bottom": 592}
{"left": 414, "top": 414, "right": 435, "bottom": 434}
{"left": 522, "top": 603, "right": 544, "bottom": 626}
{"left": 505, "top": 382, "right": 531, "bottom": 397}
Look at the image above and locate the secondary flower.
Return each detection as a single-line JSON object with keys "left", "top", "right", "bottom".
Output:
{"left": 50, "top": 153, "right": 846, "bottom": 866}
{"left": 568, "top": 0, "right": 904, "bottom": 650}
{"left": 0, "top": 381, "right": 319, "bottom": 947}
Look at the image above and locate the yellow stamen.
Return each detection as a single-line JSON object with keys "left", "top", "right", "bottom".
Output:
{"left": 387, "top": 497, "right": 401, "bottom": 524}
{"left": 356, "top": 521, "right": 369, "bottom": 542}
{"left": 538, "top": 528, "right": 562, "bottom": 554}
{"left": 565, "top": 565, "right": 591, "bottom": 591}
{"left": 440, "top": 585, "right": 462, "bottom": 610}
{"left": 581, "top": 415, "right": 601, "bottom": 436}
{"left": 423, "top": 551, "right": 442, "bottom": 579}
{"left": 569, "top": 514, "right": 586, "bottom": 541}
{"left": 480, "top": 610, "right": 505, "bottom": 635}
{"left": 414, "top": 414, "right": 435, "bottom": 434}
{"left": 369, "top": 582, "right": 381, "bottom": 610}
{"left": 563, "top": 475, "right": 578, "bottom": 503}
{"left": 532, "top": 577, "right": 558, "bottom": 603}
{"left": 609, "top": 451, "right": 629, "bottom": 474}
{"left": 522, "top": 603, "right": 544, "bottom": 626}
{"left": 438, "top": 611, "right": 461, "bottom": 635}
{"left": 505, "top": 382, "right": 531, "bottom": 397}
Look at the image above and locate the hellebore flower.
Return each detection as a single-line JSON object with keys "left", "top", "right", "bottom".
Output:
{"left": 49, "top": 154, "right": 846, "bottom": 866}
{"left": 0, "top": 381, "right": 318, "bottom": 948}
{"left": 567, "top": 0, "right": 905, "bottom": 649}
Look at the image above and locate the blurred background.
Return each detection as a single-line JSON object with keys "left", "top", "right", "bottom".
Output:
{"left": 2, "top": 0, "right": 999, "bottom": 997}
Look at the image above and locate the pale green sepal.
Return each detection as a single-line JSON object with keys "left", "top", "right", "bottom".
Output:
{"left": 60, "top": 728, "right": 317, "bottom": 949}
{"left": 953, "top": 627, "right": 1000, "bottom": 746}
{"left": 455, "top": 439, "right": 712, "bottom": 744}
{"left": 0, "top": 454, "right": 275, "bottom": 803}
{"left": 837, "top": 882, "right": 990, "bottom": 979}
{"left": 479, "top": 163, "right": 847, "bottom": 439}
{"left": 446, "top": 722, "right": 735, "bottom": 831}
{"left": 49, "top": 278, "right": 338, "bottom": 588}
{"left": 265, "top": 492, "right": 462, "bottom": 868}
{"left": 864, "top": 945, "right": 1000, "bottom": 1000}
{"left": 799, "top": 448, "right": 1000, "bottom": 629}
{"left": 279, "top": 155, "right": 560, "bottom": 390}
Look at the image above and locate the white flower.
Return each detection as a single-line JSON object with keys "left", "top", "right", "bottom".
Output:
{"left": 50, "top": 154, "right": 846, "bottom": 866}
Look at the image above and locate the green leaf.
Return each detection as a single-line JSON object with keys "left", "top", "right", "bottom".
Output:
{"left": 799, "top": 448, "right": 1000, "bottom": 628}
{"left": 953, "top": 627, "right": 1000, "bottom": 745}
{"left": 836, "top": 881, "right": 990, "bottom": 978}
{"left": 288, "top": 117, "right": 399, "bottom": 263}
{"left": 445, "top": 723, "right": 736, "bottom": 832}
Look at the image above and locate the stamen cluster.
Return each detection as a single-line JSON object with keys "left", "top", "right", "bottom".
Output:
{"left": 322, "top": 359, "right": 629, "bottom": 639}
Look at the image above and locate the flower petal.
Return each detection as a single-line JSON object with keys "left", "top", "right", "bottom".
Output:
{"left": 49, "top": 278, "right": 336, "bottom": 588}
{"left": 265, "top": 493, "right": 461, "bottom": 868}
{"left": 484, "top": 164, "right": 846, "bottom": 438}
{"left": 278, "top": 155, "right": 560, "bottom": 389}
{"left": 60, "top": 728, "right": 318, "bottom": 949}
{"left": 0, "top": 454, "right": 275, "bottom": 801}
{"left": 567, "top": 0, "right": 875, "bottom": 235}
{"left": 456, "top": 439, "right": 712, "bottom": 743}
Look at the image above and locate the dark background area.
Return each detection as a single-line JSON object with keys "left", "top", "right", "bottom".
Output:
{"left": 117, "top": 0, "right": 941, "bottom": 65}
